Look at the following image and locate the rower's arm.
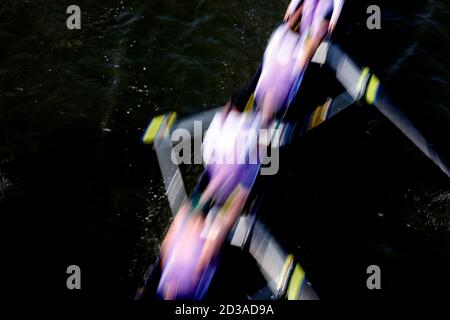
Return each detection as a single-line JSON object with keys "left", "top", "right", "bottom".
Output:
{"left": 297, "top": 22, "right": 329, "bottom": 70}
{"left": 284, "top": 0, "right": 304, "bottom": 23}
{"left": 329, "top": 0, "right": 345, "bottom": 32}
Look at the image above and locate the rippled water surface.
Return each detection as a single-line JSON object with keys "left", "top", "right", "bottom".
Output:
{"left": 1, "top": 0, "right": 449, "bottom": 298}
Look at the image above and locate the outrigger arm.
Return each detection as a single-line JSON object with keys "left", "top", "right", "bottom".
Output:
{"left": 142, "top": 111, "right": 318, "bottom": 300}
{"left": 229, "top": 215, "right": 319, "bottom": 300}
{"left": 139, "top": 39, "right": 448, "bottom": 301}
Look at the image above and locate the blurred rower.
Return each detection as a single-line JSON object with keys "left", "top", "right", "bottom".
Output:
{"left": 284, "top": 0, "right": 345, "bottom": 69}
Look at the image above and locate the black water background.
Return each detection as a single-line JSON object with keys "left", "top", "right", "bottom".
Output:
{"left": 0, "top": 0, "right": 449, "bottom": 299}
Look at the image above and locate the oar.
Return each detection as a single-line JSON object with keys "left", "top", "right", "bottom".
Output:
{"left": 325, "top": 44, "right": 450, "bottom": 178}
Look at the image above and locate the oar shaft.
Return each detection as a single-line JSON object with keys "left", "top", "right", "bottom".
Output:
{"left": 374, "top": 87, "right": 450, "bottom": 177}
{"left": 327, "top": 44, "right": 450, "bottom": 177}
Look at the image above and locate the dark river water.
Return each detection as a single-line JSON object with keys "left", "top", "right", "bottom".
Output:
{"left": 1, "top": 0, "right": 449, "bottom": 299}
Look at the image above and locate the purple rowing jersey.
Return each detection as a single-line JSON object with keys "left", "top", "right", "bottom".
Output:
{"left": 298, "top": 0, "right": 344, "bottom": 35}
{"left": 157, "top": 223, "right": 205, "bottom": 299}
{"left": 203, "top": 110, "right": 260, "bottom": 203}
{"left": 203, "top": 110, "right": 246, "bottom": 177}
{"left": 256, "top": 0, "right": 344, "bottom": 114}
{"left": 254, "top": 24, "right": 304, "bottom": 114}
